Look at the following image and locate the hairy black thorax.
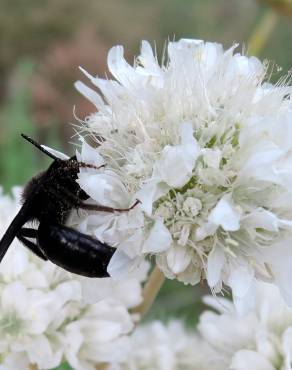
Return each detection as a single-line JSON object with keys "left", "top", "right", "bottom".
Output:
{"left": 22, "top": 156, "right": 89, "bottom": 225}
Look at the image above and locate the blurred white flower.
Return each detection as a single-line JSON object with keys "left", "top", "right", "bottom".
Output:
{"left": 0, "top": 187, "right": 145, "bottom": 369}
{"left": 198, "top": 282, "right": 292, "bottom": 370}
{"left": 63, "top": 301, "right": 134, "bottom": 370}
{"left": 76, "top": 38, "right": 292, "bottom": 307}
{"left": 107, "top": 320, "right": 220, "bottom": 370}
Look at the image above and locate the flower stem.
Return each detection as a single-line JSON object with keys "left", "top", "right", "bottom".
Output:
{"left": 132, "top": 266, "right": 165, "bottom": 319}
{"left": 29, "top": 365, "right": 37, "bottom": 370}
{"left": 248, "top": 9, "right": 279, "bottom": 55}
{"left": 258, "top": 0, "right": 292, "bottom": 17}
{"left": 95, "top": 364, "right": 109, "bottom": 370}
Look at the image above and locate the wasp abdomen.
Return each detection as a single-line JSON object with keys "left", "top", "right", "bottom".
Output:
{"left": 38, "top": 222, "right": 116, "bottom": 278}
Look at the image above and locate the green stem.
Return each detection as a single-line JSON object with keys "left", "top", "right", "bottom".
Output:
{"left": 132, "top": 266, "right": 166, "bottom": 319}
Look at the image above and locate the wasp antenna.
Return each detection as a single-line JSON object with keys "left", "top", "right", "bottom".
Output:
{"left": 21, "top": 134, "right": 59, "bottom": 161}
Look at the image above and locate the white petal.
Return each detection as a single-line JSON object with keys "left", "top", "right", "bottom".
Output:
{"left": 263, "top": 239, "right": 292, "bottom": 308}
{"left": 228, "top": 262, "right": 254, "bottom": 299}
{"left": 136, "top": 40, "right": 163, "bottom": 79}
{"left": 154, "top": 146, "right": 189, "bottom": 187}
{"left": 232, "top": 281, "right": 256, "bottom": 316}
{"left": 0, "top": 353, "right": 30, "bottom": 370}
{"left": 53, "top": 281, "right": 82, "bottom": 306}
{"left": 208, "top": 195, "right": 241, "bottom": 231}
{"left": 202, "top": 148, "right": 221, "bottom": 169}
{"left": 77, "top": 171, "right": 130, "bottom": 208}
{"left": 26, "top": 335, "right": 62, "bottom": 369}
{"left": 168, "top": 39, "right": 203, "bottom": 63}
{"left": 0, "top": 244, "right": 29, "bottom": 278}
{"left": 230, "top": 350, "right": 274, "bottom": 370}
{"left": 202, "top": 295, "right": 234, "bottom": 314}
{"left": 207, "top": 245, "right": 225, "bottom": 288}
{"left": 153, "top": 122, "right": 200, "bottom": 188}
{"left": 180, "top": 121, "right": 200, "bottom": 158}
{"left": 118, "top": 229, "right": 144, "bottom": 258}
{"left": 74, "top": 81, "right": 104, "bottom": 109}
{"left": 2, "top": 282, "right": 28, "bottom": 312}
{"left": 107, "top": 249, "right": 132, "bottom": 280}
{"left": 77, "top": 140, "right": 105, "bottom": 168}
{"left": 195, "top": 221, "right": 218, "bottom": 241}
{"left": 135, "top": 180, "right": 169, "bottom": 216}
{"left": 143, "top": 219, "right": 172, "bottom": 253}
{"left": 166, "top": 244, "right": 191, "bottom": 274}
{"left": 238, "top": 141, "right": 283, "bottom": 184}
{"left": 243, "top": 208, "right": 292, "bottom": 232}
{"left": 108, "top": 45, "right": 138, "bottom": 87}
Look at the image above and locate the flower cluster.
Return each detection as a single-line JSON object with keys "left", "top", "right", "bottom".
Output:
{"left": 2, "top": 187, "right": 292, "bottom": 370}
{"left": 102, "top": 281, "right": 292, "bottom": 370}
{"left": 109, "top": 320, "right": 218, "bottom": 370}
{"left": 75, "top": 38, "right": 292, "bottom": 308}
{"left": 0, "top": 187, "right": 145, "bottom": 370}
{"left": 111, "top": 282, "right": 292, "bottom": 370}
{"left": 198, "top": 281, "right": 292, "bottom": 370}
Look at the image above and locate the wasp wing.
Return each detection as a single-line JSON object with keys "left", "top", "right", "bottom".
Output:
{"left": 0, "top": 202, "right": 30, "bottom": 262}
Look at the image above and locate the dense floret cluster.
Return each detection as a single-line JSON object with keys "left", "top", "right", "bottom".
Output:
{"left": 76, "top": 39, "right": 292, "bottom": 309}
{"left": 0, "top": 188, "right": 144, "bottom": 370}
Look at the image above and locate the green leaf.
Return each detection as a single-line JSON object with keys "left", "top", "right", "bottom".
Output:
{"left": 50, "top": 363, "right": 74, "bottom": 370}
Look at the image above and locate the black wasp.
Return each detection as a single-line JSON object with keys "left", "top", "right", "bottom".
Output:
{"left": 0, "top": 134, "right": 139, "bottom": 277}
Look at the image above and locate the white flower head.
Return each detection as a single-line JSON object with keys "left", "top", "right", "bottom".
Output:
{"left": 198, "top": 282, "right": 292, "bottom": 370}
{"left": 76, "top": 39, "right": 292, "bottom": 307}
{"left": 107, "top": 320, "right": 220, "bottom": 370}
{"left": 0, "top": 188, "right": 145, "bottom": 369}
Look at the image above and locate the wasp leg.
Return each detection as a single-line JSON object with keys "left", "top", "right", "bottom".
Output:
{"left": 78, "top": 199, "right": 141, "bottom": 213}
{"left": 57, "top": 159, "right": 105, "bottom": 174}
{"left": 18, "top": 228, "right": 38, "bottom": 238}
{"left": 78, "top": 162, "right": 106, "bottom": 170}
{"left": 17, "top": 228, "right": 48, "bottom": 261}
{"left": 48, "top": 183, "right": 141, "bottom": 213}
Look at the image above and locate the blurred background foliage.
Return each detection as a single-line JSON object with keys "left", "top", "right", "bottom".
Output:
{"left": 1, "top": 0, "right": 292, "bottom": 188}
{"left": 0, "top": 1, "right": 291, "bottom": 367}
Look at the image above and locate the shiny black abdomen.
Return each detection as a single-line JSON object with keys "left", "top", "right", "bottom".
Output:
{"left": 37, "top": 222, "right": 116, "bottom": 277}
